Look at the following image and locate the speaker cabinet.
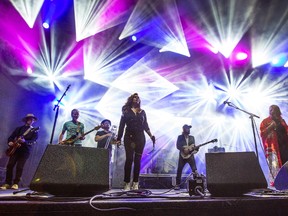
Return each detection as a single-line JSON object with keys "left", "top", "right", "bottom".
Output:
{"left": 30, "top": 145, "right": 109, "bottom": 196}
{"left": 274, "top": 161, "right": 288, "bottom": 190}
{"left": 206, "top": 152, "right": 267, "bottom": 196}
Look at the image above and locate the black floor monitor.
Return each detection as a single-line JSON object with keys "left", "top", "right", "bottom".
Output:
{"left": 30, "top": 145, "right": 109, "bottom": 197}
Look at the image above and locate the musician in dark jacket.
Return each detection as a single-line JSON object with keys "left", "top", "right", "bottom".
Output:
{"left": 0, "top": 114, "right": 38, "bottom": 190}
{"left": 175, "top": 124, "right": 198, "bottom": 190}
{"left": 95, "top": 119, "right": 113, "bottom": 150}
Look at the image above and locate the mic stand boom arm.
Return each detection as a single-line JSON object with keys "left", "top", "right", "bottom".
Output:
{"left": 226, "top": 102, "right": 260, "bottom": 160}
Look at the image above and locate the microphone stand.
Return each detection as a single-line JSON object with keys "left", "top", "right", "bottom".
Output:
{"left": 225, "top": 102, "right": 260, "bottom": 160}
{"left": 49, "top": 85, "right": 71, "bottom": 144}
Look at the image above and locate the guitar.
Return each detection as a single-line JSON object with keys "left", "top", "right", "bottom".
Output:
{"left": 61, "top": 125, "right": 101, "bottom": 145}
{"left": 181, "top": 138, "right": 218, "bottom": 159}
{"left": 6, "top": 127, "right": 40, "bottom": 157}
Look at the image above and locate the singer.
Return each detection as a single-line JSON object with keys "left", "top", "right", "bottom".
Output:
{"left": 116, "top": 93, "right": 155, "bottom": 191}
{"left": 260, "top": 105, "right": 288, "bottom": 186}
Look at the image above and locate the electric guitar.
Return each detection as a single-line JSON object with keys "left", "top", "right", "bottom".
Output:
{"left": 6, "top": 127, "right": 40, "bottom": 156}
{"left": 181, "top": 139, "right": 218, "bottom": 159}
{"left": 61, "top": 125, "right": 101, "bottom": 145}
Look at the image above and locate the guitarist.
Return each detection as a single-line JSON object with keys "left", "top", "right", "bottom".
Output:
{"left": 175, "top": 124, "right": 198, "bottom": 190}
{"left": 0, "top": 114, "right": 38, "bottom": 190}
{"left": 58, "top": 109, "right": 85, "bottom": 146}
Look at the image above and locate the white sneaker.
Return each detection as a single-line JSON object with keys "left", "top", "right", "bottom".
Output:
{"left": 11, "top": 184, "right": 18, "bottom": 190}
{"left": 123, "top": 182, "right": 131, "bottom": 191}
{"left": 132, "top": 182, "right": 139, "bottom": 190}
{"left": 0, "top": 184, "right": 10, "bottom": 190}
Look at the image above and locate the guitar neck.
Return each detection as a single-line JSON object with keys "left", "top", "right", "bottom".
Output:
{"left": 198, "top": 142, "right": 210, "bottom": 148}
{"left": 197, "top": 139, "right": 217, "bottom": 148}
{"left": 82, "top": 128, "right": 95, "bottom": 137}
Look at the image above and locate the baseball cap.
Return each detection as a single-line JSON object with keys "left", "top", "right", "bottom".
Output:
{"left": 183, "top": 124, "right": 192, "bottom": 129}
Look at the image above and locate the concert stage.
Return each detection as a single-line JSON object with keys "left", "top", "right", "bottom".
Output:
{"left": 0, "top": 188, "right": 288, "bottom": 216}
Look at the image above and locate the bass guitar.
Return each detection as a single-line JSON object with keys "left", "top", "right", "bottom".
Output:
{"left": 61, "top": 125, "right": 101, "bottom": 145}
{"left": 6, "top": 127, "right": 40, "bottom": 156}
{"left": 181, "top": 138, "right": 218, "bottom": 159}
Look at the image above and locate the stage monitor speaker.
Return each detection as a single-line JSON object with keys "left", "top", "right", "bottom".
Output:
{"left": 274, "top": 161, "right": 288, "bottom": 190}
{"left": 30, "top": 145, "right": 109, "bottom": 196}
{"left": 205, "top": 152, "right": 267, "bottom": 196}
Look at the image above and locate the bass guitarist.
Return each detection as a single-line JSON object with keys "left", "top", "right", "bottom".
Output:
{"left": 58, "top": 109, "right": 85, "bottom": 146}
{"left": 175, "top": 124, "right": 198, "bottom": 190}
{"left": 0, "top": 114, "right": 38, "bottom": 190}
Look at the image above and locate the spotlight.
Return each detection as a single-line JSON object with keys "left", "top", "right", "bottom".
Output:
{"left": 235, "top": 52, "right": 248, "bottom": 61}
{"left": 43, "top": 22, "right": 50, "bottom": 29}
{"left": 131, "top": 35, "right": 137, "bottom": 42}
{"left": 27, "top": 66, "right": 33, "bottom": 74}
{"left": 271, "top": 53, "right": 287, "bottom": 67}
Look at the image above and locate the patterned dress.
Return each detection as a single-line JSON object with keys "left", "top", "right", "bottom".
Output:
{"left": 260, "top": 116, "right": 288, "bottom": 184}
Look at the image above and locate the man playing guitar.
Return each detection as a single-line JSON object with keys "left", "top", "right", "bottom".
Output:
{"left": 58, "top": 109, "right": 85, "bottom": 146}
{"left": 0, "top": 113, "right": 38, "bottom": 190}
{"left": 175, "top": 124, "right": 198, "bottom": 190}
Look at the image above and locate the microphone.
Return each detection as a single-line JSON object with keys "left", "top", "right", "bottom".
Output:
{"left": 151, "top": 136, "right": 156, "bottom": 148}
{"left": 66, "top": 84, "right": 71, "bottom": 91}
{"left": 223, "top": 101, "right": 231, "bottom": 105}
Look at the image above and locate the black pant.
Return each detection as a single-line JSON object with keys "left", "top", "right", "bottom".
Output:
{"left": 124, "top": 131, "right": 145, "bottom": 183}
{"left": 176, "top": 154, "right": 197, "bottom": 185}
{"left": 5, "top": 152, "right": 29, "bottom": 185}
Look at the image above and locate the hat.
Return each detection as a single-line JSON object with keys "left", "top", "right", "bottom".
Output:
{"left": 22, "top": 114, "right": 37, "bottom": 122}
{"left": 183, "top": 124, "right": 192, "bottom": 129}
{"left": 101, "top": 119, "right": 111, "bottom": 125}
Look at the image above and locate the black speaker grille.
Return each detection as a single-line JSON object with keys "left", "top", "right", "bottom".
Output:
{"left": 30, "top": 145, "right": 109, "bottom": 196}
{"left": 206, "top": 152, "right": 267, "bottom": 196}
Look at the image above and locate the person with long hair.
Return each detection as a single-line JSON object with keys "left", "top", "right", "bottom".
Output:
{"left": 260, "top": 105, "right": 288, "bottom": 186}
{"left": 117, "top": 93, "right": 155, "bottom": 190}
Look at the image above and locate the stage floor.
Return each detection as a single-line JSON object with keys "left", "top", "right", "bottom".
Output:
{"left": 1, "top": 187, "right": 288, "bottom": 216}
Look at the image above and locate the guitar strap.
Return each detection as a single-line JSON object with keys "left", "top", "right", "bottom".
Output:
{"left": 76, "top": 122, "right": 81, "bottom": 135}
{"left": 185, "top": 136, "right": 189, "bottom": 146}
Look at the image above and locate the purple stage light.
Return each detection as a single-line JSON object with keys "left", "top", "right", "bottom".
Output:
{"left": 205, "top": 44, "right": 219, "bottom": 54}
{"left": 27, "top": 66, "right": 33, "bottom": 74}
{"left": 235, "top": 52, "right": 248, "bottom": 61}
